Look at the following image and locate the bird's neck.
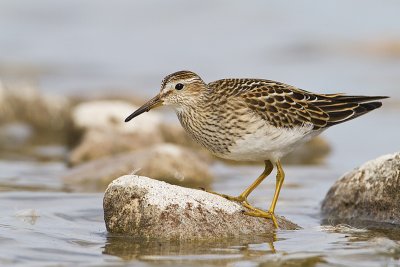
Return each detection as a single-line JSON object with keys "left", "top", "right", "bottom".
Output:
{"left": 174, "top": 92, "right": 209, "bottom": 114}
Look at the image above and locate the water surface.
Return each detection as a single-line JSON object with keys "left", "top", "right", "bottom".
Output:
{"left": 2, "top": 159, "right": 400, "bottom": 266}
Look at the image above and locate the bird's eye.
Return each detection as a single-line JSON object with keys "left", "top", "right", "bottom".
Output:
{"left": 175, "top": 83, "right": 184, "bottom": 90}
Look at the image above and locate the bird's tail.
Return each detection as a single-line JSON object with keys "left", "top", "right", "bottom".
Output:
{"left": 316, "top": 95, "right": 389, "bottom": 127}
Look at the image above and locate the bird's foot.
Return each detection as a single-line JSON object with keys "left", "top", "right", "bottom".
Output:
{"left": 201, "top": 188, "right": 278, "bottom": 228}
{"left": 242, "top": 203, "right": 279, "bottom": 228}
{"left": 201, "top": 189, "right": 247, "bottom": 203}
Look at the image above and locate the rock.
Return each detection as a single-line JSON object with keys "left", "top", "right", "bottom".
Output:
{"left": 159, "top": 122, "right": 202, "bottom": 148}
{"left": 0, "top": 83, "right": 72, "bottom": 158}
{"left": 72, "top": 100, "right": 161, "bottom": 134}
{"left": 283, "top": 136, "right": 331, "bottom": 165}
{"left": 321, "top": 152, "right": 400, "bottom": 225}
{"left": 131, "top": 143, "right": 213, "bottom": 185}
{"left": 68, "top": 129, "right": 163, "bottom": 166}
{"left": 64, "top": 143, "right": 213, "bottom": 191}
{"left": 69, "top": 100, "right": 164, "bottom": 165}
{"left": 0, "top": 82, "right": 71, "bottom": 134}
{"left": 103, "top": 175, "right": 298, "bottom": 240}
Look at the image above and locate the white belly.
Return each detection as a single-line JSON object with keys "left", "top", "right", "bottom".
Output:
{"left": 223, "top": 122, "right": 321, "bottom": 162}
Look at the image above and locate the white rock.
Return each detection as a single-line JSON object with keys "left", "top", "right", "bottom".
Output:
{"left": 69, "top": 100, "right": 166, "bottom": 165}
{"left": 103, "top": 175, "right": 298, "bottom": 240}
{"left": 110, "top": 175, "right": 239, "bottom": 213}
{"left": 72, "top": 100, "right": 161, "bottom": 134}
{"left": 322, "top": 152, "right": 400, "bottom": 225}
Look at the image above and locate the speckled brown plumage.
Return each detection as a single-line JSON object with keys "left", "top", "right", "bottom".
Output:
{"left": 157, "top": 72, "right": 385, "bottom": 158}
{"left": 208, "top": 78, "right": 385, "bottom": 130}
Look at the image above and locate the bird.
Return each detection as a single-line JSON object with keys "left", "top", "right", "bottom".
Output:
{"left": 124, "top": 70, "right": 388, "bottom": 228}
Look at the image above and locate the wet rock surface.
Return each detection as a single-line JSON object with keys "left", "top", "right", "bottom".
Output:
{"left": 103, "top": 175, "right": 298, "bottom": 240}
{"left": 64, "top": 143, "right": 213, "bottom": 191}
{"left": 321, "top": 152, "right": 400, "bottom": 225}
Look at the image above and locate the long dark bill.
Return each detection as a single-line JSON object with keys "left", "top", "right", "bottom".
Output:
{"left": 124, "top": 94, "right": 162, "bottom": 122}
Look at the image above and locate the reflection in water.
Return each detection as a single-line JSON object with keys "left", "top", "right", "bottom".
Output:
{"left": 320, "top": 224, "right": 400, "bottom": 264}
{"left": 322, "top": 218, "right": 400, "bottom": 236}
{"left": 103, "top": 233, "right": 277, "bottom": 263}
{"left": 104, "top": 231, "right": 349, "bottom": 266}
{"left": 322, "top": 223, "right": 400, "bottom": 242}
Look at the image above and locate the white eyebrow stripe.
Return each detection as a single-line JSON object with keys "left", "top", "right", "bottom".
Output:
{"left": 181, "top": 78, "right": 200, "bottom": 84}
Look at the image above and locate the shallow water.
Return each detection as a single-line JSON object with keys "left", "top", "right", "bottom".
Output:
{"left": 2, "top": 157, "right": 400, "bottom": 266}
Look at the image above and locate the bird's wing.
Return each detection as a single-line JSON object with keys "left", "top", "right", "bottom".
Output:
{"left": 208, "top": 79, "right": 387, "bottom": 130}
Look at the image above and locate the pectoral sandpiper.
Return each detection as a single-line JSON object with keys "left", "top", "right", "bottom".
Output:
{"left": 125, "top": 70, "right": 388, "bottom": 228}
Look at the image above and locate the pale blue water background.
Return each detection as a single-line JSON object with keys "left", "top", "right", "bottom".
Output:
{"left": 0, "top": 1, "right": 400, "bottom": 266}
{"left": 1, "top": 0, "right": 399, "bottom": 97}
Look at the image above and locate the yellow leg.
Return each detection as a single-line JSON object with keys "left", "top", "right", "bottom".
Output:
{"left": 244, "top": 160, "right": 285, "bottom": 228}
{"left": 205, "top": 160, "right": 273, "bottom": 204}
{"left": 269, "top": 160, "right": 285, "bottom": 214}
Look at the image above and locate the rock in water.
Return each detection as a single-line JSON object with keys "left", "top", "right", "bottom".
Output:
{"left": 69, "top": 100, "right": 164, "bottom": 165}
{"left": 104, "top": 175, "right": 298, "bottom": 240}
{"left": 321, "top": 152, "right": 400, "bottom": 225}
{"left": 0, "top": 83, "right": 71, "bottom": 133}
{"left": 64, "top": 143, "right": 213, "bottom": 191}
{"left": 283, "top": 136, "right": 331, "bottom": 165}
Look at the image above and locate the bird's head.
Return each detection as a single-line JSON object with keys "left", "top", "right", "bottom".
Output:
{"left": 125, "top": 70, "right": 206, "bottom": 122}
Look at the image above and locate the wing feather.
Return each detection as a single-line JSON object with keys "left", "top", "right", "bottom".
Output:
{"left": 208, "top": 79, "right": 388, "bottom": 130}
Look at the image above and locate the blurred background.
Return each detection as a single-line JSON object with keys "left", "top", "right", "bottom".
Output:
{"left": 1, "top": 0, "right": 399, "bottom": 96}
{"left": 0, "top": 1, "right": 399, "bottom": 266}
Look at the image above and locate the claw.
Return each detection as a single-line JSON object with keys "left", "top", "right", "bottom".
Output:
{"left": 242, "top": 204, "right": 279, "bottom": 228}
{"left": 199, "top": 160, "right": 282, "bottom": 229}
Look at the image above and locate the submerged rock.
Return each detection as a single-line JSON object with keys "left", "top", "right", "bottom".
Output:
{"left": 103, "top": 175, "right": 298, "bottom": 240}
{"left": 64, "top": 143, "right": 213, "bottom": 191}
{"left": 321, "top": 152, "right": 400, "bottom": 225}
